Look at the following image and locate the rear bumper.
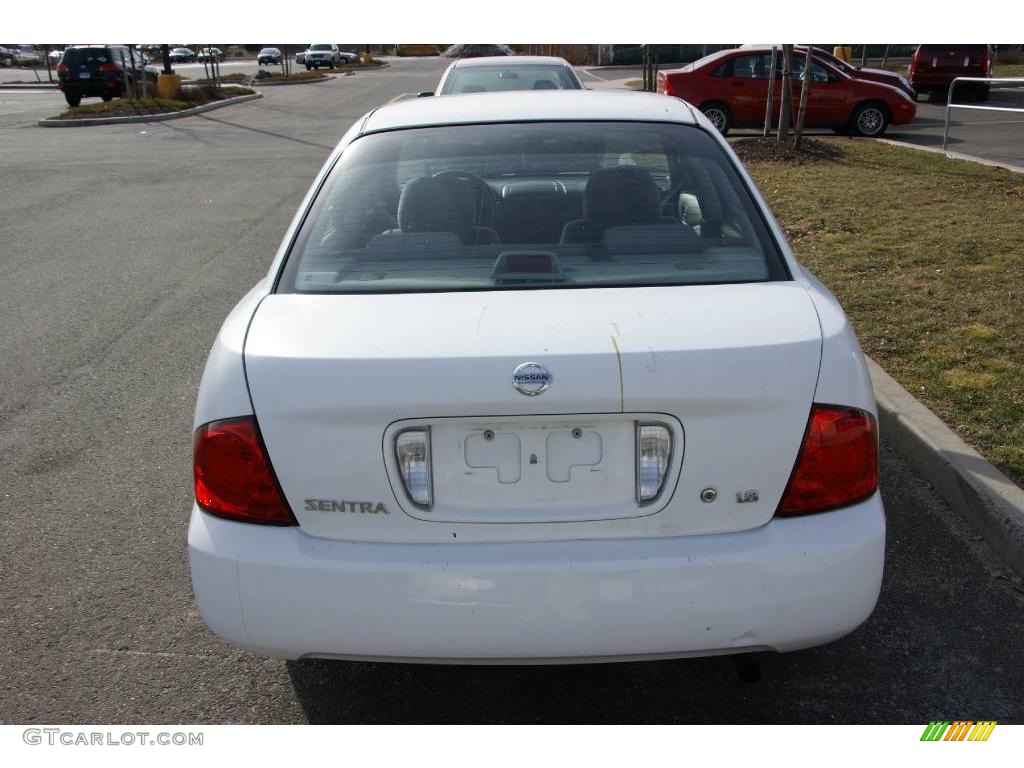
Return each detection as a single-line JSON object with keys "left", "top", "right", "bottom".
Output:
{"left": 188, "top": 495, "right": 885, "bottom": 663}
{"left": 59, "top": 79, "right": 120, "bottom": 95}
{"left": 911, "top": 72, "right": 986, "bottom": 89}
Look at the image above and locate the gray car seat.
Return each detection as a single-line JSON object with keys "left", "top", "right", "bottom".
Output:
{"left": 561, "top": 167, "right": 679, "bottom": 243}
{"left": 392, "top": 175, "right": 500, "bottom": 246}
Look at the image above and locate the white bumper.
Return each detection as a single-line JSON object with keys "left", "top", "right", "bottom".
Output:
{"left": 188, "top": 495, "right": 885, "bottom": 662}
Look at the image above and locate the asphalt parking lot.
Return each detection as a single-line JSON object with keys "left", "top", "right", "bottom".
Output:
{"left": 1, "top": 55, "right": 1022, "bottom": 724}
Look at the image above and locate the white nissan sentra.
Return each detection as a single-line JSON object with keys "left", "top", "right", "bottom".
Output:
{"left": 189, "top": 91, "right": 885, "bottom": 663}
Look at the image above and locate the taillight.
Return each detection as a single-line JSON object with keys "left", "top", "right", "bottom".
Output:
{"left": 658, "top": 73, "right": 673, "bottom": 96}
{"left": 193, "top": 416, "right": 296, "bottom": 525}
{"left": 98, "top": 62, "right": 118, "bottom": 73}
{"left": 776, "top": 405, "right": 878, "bottom": 517}
{"left": 56, "top": 63, "right": 68, "bottom": 74}
{"left": 395, "top": 428, "right": 432, "bottom": 508}
{"left": 636, "top": 423, "right": 672, "bottom": 503}
{"left": 909, "top": 49, "right": 921, "bottom": 74}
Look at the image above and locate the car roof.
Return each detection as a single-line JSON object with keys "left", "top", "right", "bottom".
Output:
{"left": 359, "top": 90, "right": 697, "bottom": 135}
{"left": 451, "top": 55, "right": 572, "bottom": 68}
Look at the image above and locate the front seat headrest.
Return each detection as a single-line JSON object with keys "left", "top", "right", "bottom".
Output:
{"left": 583, "top": 167, "right": 664, "bottom": 226}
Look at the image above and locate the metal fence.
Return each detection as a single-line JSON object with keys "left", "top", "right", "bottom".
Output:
{"left": 942, "top": 76, "right": 1024, "bottom": 152}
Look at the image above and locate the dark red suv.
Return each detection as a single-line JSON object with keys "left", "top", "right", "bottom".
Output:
{"left": 909, "top": 44, "right": 993, "bottom": 101}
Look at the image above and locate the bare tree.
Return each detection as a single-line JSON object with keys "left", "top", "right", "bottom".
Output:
{"left": 776, "top": 44, "right": 793, "bottom": 142}
{"left": 763, "top": 46, "right": 778, "bottom": 136}
{"left": 793, "top": 48, "right": 812, "bottom": 149}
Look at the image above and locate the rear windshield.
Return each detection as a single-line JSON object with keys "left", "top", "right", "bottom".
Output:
{"left": 442, "top": 65, "right": 580, "bottom": 93}
{"left": 278, "top": 121, "right": 789, "bottom": 294}
{"left": 63, "top": 47, "right": 112, "bottom": 65}
{"left": 918, "top": 44, "right": 989, "bottom": 54}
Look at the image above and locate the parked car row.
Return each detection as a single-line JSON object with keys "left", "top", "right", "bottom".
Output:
{"left": 0, "top": 44, "right": 42, "bottom": 66}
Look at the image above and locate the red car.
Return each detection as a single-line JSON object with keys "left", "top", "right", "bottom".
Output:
{"left": 658, "top": 47, "right": 917, "bottom": 137}
{"left": 908, "top": 44, "right": 992, "bottom": 102}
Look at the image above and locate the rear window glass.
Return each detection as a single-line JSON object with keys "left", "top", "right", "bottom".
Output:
{"left": 63, "top": 48, "right": 112, "bottom": 65}
{"left": 278, "top": 122, "right": 789, "bottom": 294}
{"left": 442, "top": 65, "right": 580, "bottom": 93}
{"left": 918, "top": 44, "right": 989, "bottom": 54}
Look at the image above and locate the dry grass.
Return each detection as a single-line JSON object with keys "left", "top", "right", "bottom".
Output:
{"left": 737, "top": 138, "right": 1024, "bottom": 485}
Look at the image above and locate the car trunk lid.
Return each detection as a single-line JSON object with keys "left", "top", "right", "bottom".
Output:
{"left": 244, "top": 282, "right": 822, "bottom": 543}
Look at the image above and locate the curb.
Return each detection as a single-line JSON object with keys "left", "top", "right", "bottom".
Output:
{"left": 868, "top": 358, "right": 1024, "bottom": 577}
{"left": 37, "top": 91, "right": 262, "bottom": 127}
{"left": 873, "top": 137, "right": 1024, "bottom": 175}
{"left": 0, "top": 82, "right": 58, "bottom": 89}
{"left": 251, "top": 76, "right": 330, "bottom": 87}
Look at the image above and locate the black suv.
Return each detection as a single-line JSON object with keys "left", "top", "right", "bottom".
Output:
{"left": 56, "top": 45, "right": 157, "bottom": 106}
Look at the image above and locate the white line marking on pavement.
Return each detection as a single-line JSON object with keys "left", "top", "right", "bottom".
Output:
{"left": 956, "top": 118, "right": 1024, "bottom": 126}
{"left": 579, "top": 69, "right": 607, "bottom": 81}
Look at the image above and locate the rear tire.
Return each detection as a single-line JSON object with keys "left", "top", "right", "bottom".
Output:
{"left": 699, "top": 101, "right": 732, "bottom": 135}
{"left": 850, "top": 101, "right": 889, "bottom": 137}
{"left": 306, "top": 64, "right": 312, "bottom": 71}
{"left": 64, "top": 92, "right": 81, "bottom": 107}
{"left": 101, "top": 93, "right": 113, "bottom": 102}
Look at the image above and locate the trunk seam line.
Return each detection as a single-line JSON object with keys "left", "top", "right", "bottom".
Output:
{"left": 610, "top": 335, "right": 624, "bottom": 413}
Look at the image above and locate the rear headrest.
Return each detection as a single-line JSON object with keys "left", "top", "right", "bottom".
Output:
{"left": 459, "top": 84, "right": 485, "bottom": 93}
{"left": 398, "top": 175, "right": 477, "bottom": 242}
{"left": 532, "top": 79, "right": 558, "bottom": 90}
{"left": 583, "top": 167, "right": 663, "bottom": 226}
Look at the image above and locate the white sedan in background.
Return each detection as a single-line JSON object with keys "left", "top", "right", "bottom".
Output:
{"left": 430, "top": 55, "right": 585, "bottom": 95}
{"left": 189, "top": 91, "right": 885, "bottom": 664}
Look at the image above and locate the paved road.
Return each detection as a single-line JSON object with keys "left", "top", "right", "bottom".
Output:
{"left": 582, "top": 66, "right": 1024, "bottom": 169}
{"left": 1, "top": 55, "right": 1022, "bottom": 724}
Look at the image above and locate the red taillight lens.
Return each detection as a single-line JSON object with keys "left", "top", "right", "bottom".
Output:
{"left": 776, "top": 405, "right": 878, "bottom": 517}
{"left": 56, "top": 63, "right": 68, "bottom": 74}
{"left": 658, "top": 73, "right": 673, "bottom": 96}
{"left": 98, "top": 62, "right": 118, "bottom": 73}
{"left": 193, "top": 416, "right": 296, "bottom": 525}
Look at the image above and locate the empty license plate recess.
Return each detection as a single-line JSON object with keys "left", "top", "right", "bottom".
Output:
{"left": 385, "top": 413, "right": 684, "bottom": 523}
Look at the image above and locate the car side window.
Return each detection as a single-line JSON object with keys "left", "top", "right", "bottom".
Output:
{"left": 710, "top": 58, "right": 734, "bottom": 77}
{"left": 733, "top": 55, "right": 768, "bottom": 79}
{"left": 791, "top": 55, "right": 832, "bottom": 83}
